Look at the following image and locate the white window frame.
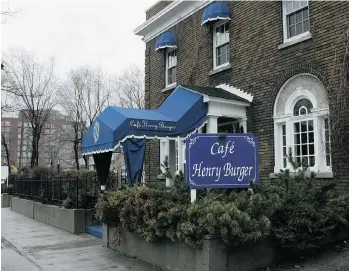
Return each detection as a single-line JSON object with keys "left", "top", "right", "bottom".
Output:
{"left": 213, "top": 20, "right": 230, "bottom": 70}
{"left": 282, "top": 0, "right": 310, "bottom": 43}
{"left": 274, "top": 74, "right": 331, "bottom": 174}
{"left": 165, "top": 48, "right": 177, "bottom": 88}
{"left": 275, "top": 101, "right": 331, "bottom": 173}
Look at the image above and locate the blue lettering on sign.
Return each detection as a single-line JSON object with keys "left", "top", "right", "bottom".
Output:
{"left": 186, "top": 134, "right": 258, "bottom": 189}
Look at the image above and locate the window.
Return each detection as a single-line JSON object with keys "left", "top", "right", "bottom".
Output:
{"left": 292, "top": 100, "right": 315, "bottom": 167}
{"left": 213, "top": 21, "right": 230, "bottom": 69}
{"left": 274, "top": 74, "right": 331, "bottom": 173}
{"left": 166, "top": 49, "right": 177, "bottom": 87}
{"left": 283, "top": 0, "right": 309, "bottom": 41}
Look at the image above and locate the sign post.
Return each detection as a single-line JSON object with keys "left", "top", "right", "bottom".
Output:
{"left": 186, "top": 133, "right": 258, "bottom": 201}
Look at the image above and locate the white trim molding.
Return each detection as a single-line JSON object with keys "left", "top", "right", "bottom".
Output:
{"left": 134, "top": 0, "right": 212, "bottom": 42}
{"left": 216, "top": 83, "right": 254, "bottom": 103}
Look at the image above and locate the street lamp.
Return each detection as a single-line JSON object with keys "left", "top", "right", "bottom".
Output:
{"left": 1, "top": 64, "right": 8, "bottom": 86}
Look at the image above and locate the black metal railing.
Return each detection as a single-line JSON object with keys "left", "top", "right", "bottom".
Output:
{"left": 13, "top": 175, "right": 101, "bottom": 209}
{"left": 10, "top": 169, "right": 165, "bottom": 209}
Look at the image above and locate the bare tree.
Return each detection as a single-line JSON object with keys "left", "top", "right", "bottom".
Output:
{"left": 113, "top": 65, "right": 145, "bottom": 109}
{"left": 1, "top": 1, "right": 20, "bottom": 24}
{"left": 3, "top": 50, "right": 58, "bottom": 168}
{"left": 60, "top": 67, "right": 111, "bottom": 170}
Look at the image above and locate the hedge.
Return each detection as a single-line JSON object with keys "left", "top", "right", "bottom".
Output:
{"left": 96, "top": 164, "right": 349, "bottom": 254}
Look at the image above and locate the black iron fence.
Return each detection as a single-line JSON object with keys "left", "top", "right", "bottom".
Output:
{"left": 7, "top": 168, "right": 164, "bottom": 209}
{"left": 11, "top": 169, "right": 130, "bottom": 209}
{"left": 13, "top": 176, "right": 100, "bottom": 209}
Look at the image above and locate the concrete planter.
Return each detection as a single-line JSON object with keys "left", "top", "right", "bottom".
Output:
{"left": 10, "top": 197, "right": 91, "bottom": 234}
{"left": 11, "top": 197, "right": 34, "bottom": 218}
{"left": 1, "top": 193, "right": 12, "bottom": 208}
{"left": 48, "top": 204, "right": 86, "bottom": 234}
{"left": 104, "top": 225, "right": 349, "bottom": 271}
{"left": 104, "top": 225, "right": 277, "bottom": 271}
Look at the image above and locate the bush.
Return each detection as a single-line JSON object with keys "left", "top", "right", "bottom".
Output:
{"left": 29, "top": 167, "right": 53, "bottom": 180}
{"left": 17, "top": 168, "right": 30, "bottom": 179}
{"left": 96, "top": 155, "right": 349, "bottom": 253}
{"left": 95, "top": 174, "right": 283, "bottom": 248}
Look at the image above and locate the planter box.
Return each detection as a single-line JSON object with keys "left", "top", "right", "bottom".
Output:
{"left": 1, "top": 193, "right": 12, "bottom": 208}
{"left": 10, "top": 197, "right": 89, "bottom": 234}
{"left": 104, "top": 225, "right": 349, "bottom": 271}
{"left": 48, "top": 205, "right": 85, "bottom": 234}
{"left": 34, "top": 202, "right": 50, "bottom": 224}
{"left": 11, "top": 197, "right": 34, "bottom": 218}
{"left": 105, "top": 225, "right": 197, "bottom": 271}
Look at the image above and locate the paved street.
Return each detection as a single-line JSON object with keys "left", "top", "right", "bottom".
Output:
{"left": 1, "top": 208, "right": 160, "bottom": 271}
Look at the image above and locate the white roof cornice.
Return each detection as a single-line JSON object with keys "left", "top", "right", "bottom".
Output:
{"left": 134, "top": 0, "right": 212, "bottom": 43}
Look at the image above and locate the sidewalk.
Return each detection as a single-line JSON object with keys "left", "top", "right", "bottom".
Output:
{"left": 1, "top": 208, "right": 160, "bottom": 271}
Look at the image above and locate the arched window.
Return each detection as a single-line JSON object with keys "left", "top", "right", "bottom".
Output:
{"left": 273, "top": 74, "right": 331, "bottom": 173}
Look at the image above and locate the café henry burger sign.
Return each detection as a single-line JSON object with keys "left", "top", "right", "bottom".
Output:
{"left": 186, "top": 134, "right": 258, "bottom": 189}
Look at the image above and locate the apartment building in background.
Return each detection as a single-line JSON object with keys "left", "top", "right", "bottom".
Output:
{"left": 1, "top": 109, "right": 76, "bottom": 170}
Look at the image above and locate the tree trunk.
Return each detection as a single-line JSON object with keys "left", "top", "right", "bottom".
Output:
{"left": 31, "top": 136, "right": 37, "bottom": 168}
{"left": 74, "top": 140, "right": 80, "bottom": 171}
{"left": 1, "top": 135, "right": 11, "bottom": 174}
{"left": 30, "top": 132, "right": 40, "bottom": 168}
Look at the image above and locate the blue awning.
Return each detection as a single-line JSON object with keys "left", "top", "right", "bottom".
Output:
{"left": 82, "top": 86, "right": 208, "bottom": 155}
{"left": 155, "top": 31, "right": 177, "bottom": 51}
{"left": 201, "top": 2, "right": 231, "bottom": 25}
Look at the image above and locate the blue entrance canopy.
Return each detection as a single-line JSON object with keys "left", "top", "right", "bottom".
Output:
{"left": 201, "top": 2, "right": 231, "bottom": 25}
{"left": 82, "top": 86, "right": 208, "bottom": 155}
{"left": 155, "top": 31, "right": 177, "bottom": 51}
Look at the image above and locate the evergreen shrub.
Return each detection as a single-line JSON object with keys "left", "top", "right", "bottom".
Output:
{"left": 96, "top": 155, "right": 349, "bottom": 253}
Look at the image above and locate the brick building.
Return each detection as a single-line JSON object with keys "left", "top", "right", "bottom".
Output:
{"left": 134, "top": 1, "right": 349, "bottom": 187}
{"left": 1, "top": 109, "right": 76, "bottom": 170}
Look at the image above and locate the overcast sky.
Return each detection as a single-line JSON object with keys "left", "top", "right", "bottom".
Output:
{"left": 1, "top": 0, "right": 156, "bottom": 78}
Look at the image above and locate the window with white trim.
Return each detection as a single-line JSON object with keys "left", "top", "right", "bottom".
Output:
{"left": 273, "top": 74, "right": 331, "bottom": 173}
{"left": 282, "top": 0, "right": 310, "bottom": 41}
{"left": 213, "top": 20, "right": 230, "bottom": 69}
{"left": 166, "top": 49, "right": 177, "bottom": 87}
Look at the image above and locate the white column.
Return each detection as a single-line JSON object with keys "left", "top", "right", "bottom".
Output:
{"left": 207, "top": 115, "right": 218, "bottom": 133}
{"left": 177, "top": 138, "right": 184, "bottom": 172}
{"left": 239, "top": 117, "right": 247, "bottom": 133}
{"left": 312, "top": 116, "right": 320, "bottom": 172}
{"left": 163, "top": 138, "right": 173, "bottom": 187}
{"left": 159, "top": 139, "right": 167, "bottom": 173}
{"left": 285, "top": 119, "right": 292, "bottom": 170}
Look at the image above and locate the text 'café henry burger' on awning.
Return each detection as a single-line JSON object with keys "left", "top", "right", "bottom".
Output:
{"left": 81, "top": 84, "right": 253, "bottom": 189}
